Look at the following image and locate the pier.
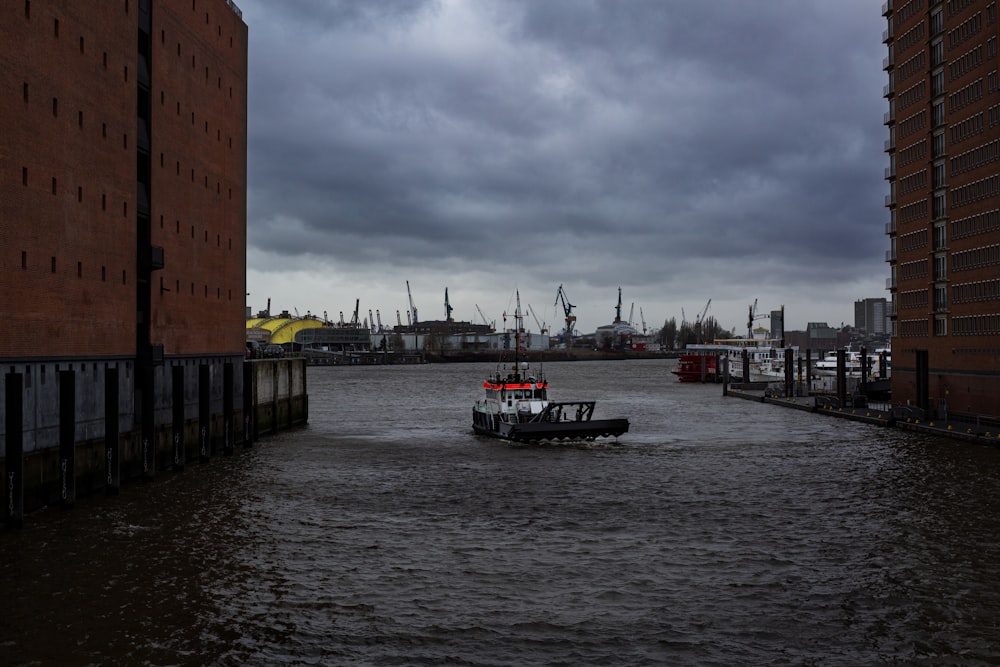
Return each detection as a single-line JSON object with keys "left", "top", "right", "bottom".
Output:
{"left": 726, "top": 382, "right": 1000, "bottom": 446}
{"left": 2, "top": 358, "right": 307, "bottom": 526}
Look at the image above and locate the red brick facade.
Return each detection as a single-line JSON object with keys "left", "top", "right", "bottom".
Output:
{"left": 0, "top": 0, "right": 246, "bottom": 360}
{"left": 150, "top": 0, "right": 247, "bottom": 355}
{"left": 884, "top": 0, "right": 1000, "bottom": 419}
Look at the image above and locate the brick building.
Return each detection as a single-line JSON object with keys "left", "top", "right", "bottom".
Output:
{"left": 883, "top": 0, "right": 1000, "bottom": 419}
{"left": 1, "top": 0, "right": 247, "bottom": 507}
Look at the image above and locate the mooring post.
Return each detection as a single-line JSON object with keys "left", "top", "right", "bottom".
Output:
{"left": 859, "top": 346, "right": 868, "bottom": 397}
{"left": 59, "top": 370, "right": 76, "bottom": 509}
{"left": 5, "top": 372, "right": 24, "bottom": 528}
{"left": 199, "top": 363, "right": 210, "bottom": 463}
{"left": 722, "top": 356, "right": 729, "bottom": 396}
{"left": 836, "top": 349, "right": 847, "bottom": 407}
{"left": 242, "top": 361, "right": 254, "bottom": 448}
{"left": 223, "top": 362, "right": 234, "bottom": 456}
{"left": 741, "top": 349, "right": 750, "bottom": 384}
{"left": 140, "top": 366, "right": 155, "bottom": 481}
{"left": 105, "top": 367, "right": 120, "bottom": 495}
{"left": 172, "top": 365, "right": 185, "bottom": 471}
{"left": 784, "top": 348, "right": 794, "bottom": 398}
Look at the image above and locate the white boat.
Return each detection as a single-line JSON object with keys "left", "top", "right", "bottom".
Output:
{"left": 813, "top": 346, "right": 891, "bottom": 379}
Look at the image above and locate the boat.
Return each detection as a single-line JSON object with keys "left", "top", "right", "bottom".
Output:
{"left": 813, "top": 346, "right": 891, "bottom": 379}
{"left": 472, "top": 362, "right": 630, "bottom": 442}
{"left": 677, "top": 334, "right": 790, "bottom": 383}
{"left": 471, "top": 295, "right": 629, "bottom": 443}
{"left": 672, "top": 352, "right": 718, "bottom": 382}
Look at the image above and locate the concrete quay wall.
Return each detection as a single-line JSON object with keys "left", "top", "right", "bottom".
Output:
{"left": 2, "top": 358, "right": 307, "bottom": 524}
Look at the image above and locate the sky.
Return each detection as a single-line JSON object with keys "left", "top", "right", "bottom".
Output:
{"left": 239, "top": 0, "right": 889, "bottom": 337}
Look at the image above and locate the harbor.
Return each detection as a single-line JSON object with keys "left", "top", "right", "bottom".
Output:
{"left": 6, "top": 359, "right": 1000, "bottom": 665}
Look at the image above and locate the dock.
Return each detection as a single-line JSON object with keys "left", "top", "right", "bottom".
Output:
{"left": 726, "top": 384, "right": 1000, "bottom": 446}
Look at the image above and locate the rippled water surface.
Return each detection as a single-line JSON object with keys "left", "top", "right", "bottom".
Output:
{"left": 4, "top": 359, "right": 1000, "bottom": 665}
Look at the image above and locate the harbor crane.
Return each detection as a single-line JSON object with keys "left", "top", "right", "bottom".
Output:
{"left": 396, "top": 310, "right": 402, "bottom": 327}
{"left": 640, "top": 307, "right": 647, "bottom": 334}
{"left": 369, "top": 309, "right": 375, "bottom": 333}
{"left": 554, "top": 284, "right": 577, "bottom": 347}
{"left": 444, "top": 287, "right": 454, "bottom": 322}
{"left": 527, "top": 304, "right": 548, "bottom": 334}
{"left": 747, "top": 298, "right": 768, "bottom": 339}
{"left": 406, "top": 280, "right": 419, "bottom": 325}
{"left": 695, "top": 299, "right": 711, "bottom": 343}
{"left": 351, "top": 299, "right": 360, "bottom": 327}
{"left": 476, "top": 304, "right": 495, "bottom": 330}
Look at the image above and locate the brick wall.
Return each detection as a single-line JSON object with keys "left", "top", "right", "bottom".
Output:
{"left": 0, "top": 0, "right": 247, "bottom": 360}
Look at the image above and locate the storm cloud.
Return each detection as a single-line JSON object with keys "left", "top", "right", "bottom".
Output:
{"left": 242, "top": 0, "right": 887, "bottom": 333}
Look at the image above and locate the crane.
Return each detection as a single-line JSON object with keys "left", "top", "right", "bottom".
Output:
{"left": 475, "top": 304, "right": 492, "bottom": 329}
{"left": 640, "top": 307, "right": 647, "bottom": 334}
{"left": 695, "top": 298, "right": 711, "bottom": 343}
{"left": 406, "top": 280, "right": 418, "bottom": 325}
{"left": 368, "top": 309, "right": 375, "bottom": 333}
{"left": 628, "top": 302, "right": 635, "bottom": 328}
{"left": 350, "top": 299, "right": 360, "bottom": 327}
{"left": 747, "top": 298, "right": 768, "bottom": 339}
{"left": 555, "top": 284, "right": 577, "bottom": 347}
{"left": 444, "top": 287, "right": 454, "bottom": 322}
{"left": 613, "top": 287, "right": 623, "bottom": 324}
{"left": 396, "top": 309, "right": 402, "bottom": 327}
{"left": 527, "top": 304, "right": 547, "bottom": 334}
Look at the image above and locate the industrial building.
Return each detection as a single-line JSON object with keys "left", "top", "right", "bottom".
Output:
{"left": 1, "top": 0, "right": 248, "bottom": 509}
{"left": 883, "top": 0, "right": 1000, "bottom": 419}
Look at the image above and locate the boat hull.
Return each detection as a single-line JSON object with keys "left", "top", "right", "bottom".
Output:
{"left": 472, "top": 417, "right": 630, "bottom": 443}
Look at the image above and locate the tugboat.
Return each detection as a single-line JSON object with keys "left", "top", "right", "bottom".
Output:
{"left": 471, "top": 296, "right": 629, "bottom": 443}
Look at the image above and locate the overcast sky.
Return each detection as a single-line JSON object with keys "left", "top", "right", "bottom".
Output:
{"left": 239, "top": 0, "right": 888, "bottom": 336}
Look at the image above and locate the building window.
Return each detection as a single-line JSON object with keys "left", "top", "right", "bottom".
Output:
{"left": 22, "top": 167, "right": 27, "bottom": 186}
{"left": 51, "top": 177, "right": 56, "bottom": 194}
{"left": 21, "top": 251, "right": 27, "bottom": 269}
{"left": 50, "top": 257, "right": 56, "bottom": 273}
{"left": 54, "top": 18, "right": 59, "bottom": 37}
{"left": 935, "top": 285, "right": 947, "bottom": 311}
{"left": 79, "top": 36, "right": 84, "bottom": 53}
{"left": 52, "top": 97, "right": 57, "bottom": 116}
{"left": 23, "top": 82, "right": 28, "bottom": 102}
{"left": 934, "top": 315, "right": 947, "bottom": 336}
{"left": 77, "top": 186, "right": 82, "bottom": 202}
{"left": 102, "top": 266, "right": 106, "bottom": 281}
{"left": 77, "top": 261, "right": 82, "bottom": 278}
{"left": 78, "top": 110, "right": 83, "bottom": 128}
{"left": 935, "top": 254, "right": 947, "bottom": 281}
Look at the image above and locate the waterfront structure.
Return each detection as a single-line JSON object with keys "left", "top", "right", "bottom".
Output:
{"left": 1, "top": 0, "right": 248, "bottom": 511}
{"left": 882, "top": 0, "right": 1000, "bottom": 419}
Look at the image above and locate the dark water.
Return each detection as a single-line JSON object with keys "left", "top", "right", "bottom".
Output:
{"left": 4, "top": 359, "right": 1000, "bottom": 666}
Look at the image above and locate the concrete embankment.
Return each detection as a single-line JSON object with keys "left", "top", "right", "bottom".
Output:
{"left": 2, "top": 358, "right": 307, "bottom": 526}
